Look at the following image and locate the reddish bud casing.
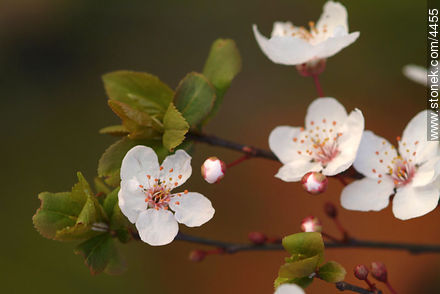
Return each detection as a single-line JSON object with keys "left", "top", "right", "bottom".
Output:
{"left": 301, "top": 172, "right": 328, "bottom": 194}
{"left": 300, "top": 216, "right": 323, "bottom": 233}
{"left": 354, "top": 264, "right": 369, "bottom": 280}
{"left": 248, "top": 232, "right": 268, "bottom": 245}
{"left": 201, "top": 157, "right": 226, "bottom": 184}
{"left": 371, "top": 262, "right": 388, "bottom": 282}
{"left": 189, "top": 250, "right": 207, "bottom": 262}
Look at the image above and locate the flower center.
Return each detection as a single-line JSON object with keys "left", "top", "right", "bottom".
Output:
{"left": 292, "top": 118, "right": 342, "bottom": 166}
{"left": 140, "top": 184, "right": 171, "bottom": 210}
{"left": 371, "top": 137, "right": 419, "bottom": 186}
{"left": 277, "top": 22, "right": 329, "bottom": 45}
{"left": 390, "top": 159, "right": 416, "bottom": 188}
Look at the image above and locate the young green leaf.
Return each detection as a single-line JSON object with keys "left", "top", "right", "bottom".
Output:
{"left": 103, "top": 187, "right": 131, "bottom": 243}
{"left": 174, "top": 72, "right": 216, "bottom": 127}
{"left": 162, "top": 103, "right": 190, "bottom": 151}
{"left": 282, "top": 232, "right": 324, "bottom": 261}
{"left": 203, "top": 39, "right": 241, "bottom": 121}
{"left": 278, "top": 255, "right": 321, "bottom": 280}
{"left": 98, "top": 137, "right": 169, "bottom": 186}
{"left": 33, "top": 191, "right": 82, "bottom": 240}
{"left": 107, "top": 100, "right": 161, "bottom": 139}
{"left": 75, "top": 233, "right": 126, "bottom": 275}
{"left": 99, "top": 125, "right": 129, "bottom": 137}
{"left": 274, "top": 276, "right": 314, "bottom": 289}
{"left": 318, "top": 261, "right": 347, "bottom": 283}
{"left": 103, "top": 70, "right": 174, "bottom": 116}
{"left": 33, "top": 172, "right": 107, "bottom": 241}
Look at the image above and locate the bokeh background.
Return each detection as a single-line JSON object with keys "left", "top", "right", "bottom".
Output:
{"left": 1, "top": 0, "right": 437, "bottom": 293}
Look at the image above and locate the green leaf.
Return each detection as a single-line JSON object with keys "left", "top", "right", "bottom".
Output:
{"left": 94, "top": 177, "right": 111, "bottom": 197}
{"left": 33, "top": 191, "right": 82, "bottom": 240}
{"left": 202, "top": 39, "right": 241, "bottom": 120}
{"left": 278, "top": 255, "right": 321, "bottom": 280}
{"left": 102, "top": 187, "right": 131, "bottom": 243}
{"left": 282, "top": 232, "right": 324, "bottom": 262}
{"left": 33, "top": 172, "right": 107, "bottom": 241}
{"left": 99, "top": 125, "right": 129, "bottom": 137}
{"left": 274, "top": 276, "right": 314, "bottom": 289}
{"left": 162, "top": 103, "right": 189, "bottom": 151}
{"left": 174, "top": 72, "right": 216, "bottom": 127}
{"left": 75, "top": 233, "right": 126, "bottom": 275}
{"left": 97, "top": 137, "right": 169, "bottom": 186}
{"left": 103, "top": 70, "right": 174, "bottom": 116}
{"left": 318, "top": 261, "right": 346, "bottom": 283}
{"left": 108, "top": 100, "right": 161, "bottom": 139}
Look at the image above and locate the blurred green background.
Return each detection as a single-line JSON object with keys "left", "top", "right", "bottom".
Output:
{"left": 2, "top": 0, "right": 438, "bottom": 293}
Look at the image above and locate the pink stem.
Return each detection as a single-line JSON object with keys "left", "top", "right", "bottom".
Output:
{"left": 312, "top": 74, "right": 324, "bottom": 97}
{"left": 227, "top": 154, "right": 250, "bottom": 168}
{"left": 385, "top": 281, "right": 398, "bottom": 294}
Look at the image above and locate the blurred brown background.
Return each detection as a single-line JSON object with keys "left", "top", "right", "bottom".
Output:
{"left": 1, "top": 0, "right": 437, "bottom": 293}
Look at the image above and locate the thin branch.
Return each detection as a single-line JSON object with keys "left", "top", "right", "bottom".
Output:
{"left": 336, "top": 281, "right": 382, "bottom": 294}
{"left": 169, "top": 233, "right": 440, "bottom": 254}
{"left": 187, "top": 132, "right": 364, "bottom": 179}
{"left": 187, "top": 132, "right": 278, "bottom": 161}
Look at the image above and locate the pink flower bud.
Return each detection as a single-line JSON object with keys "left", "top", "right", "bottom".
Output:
{"left": 189, "top": 250, "right": 207, "bottom": 262}
{"left": 324, "top": 202, "right": 338, "bottom": 218}
{"left": 201, "top": 157, "right": 226, "bottom": 184}
{"left": 296, "top": 59, "right": 326, "bottom": 77}
{"left": 301, "top": 172, "right": 328, "bottom": 194}
{"left": 354, "top": 264, "right": 369, "bottom": 280}
{"left": 371, "top": 262, "right": 388, "bottom": 282}
{"left": 248, "top": 232, "right": 268, "bottom": 245}
{"left": 300, "top": 216, "right": 322, "bottom": 232}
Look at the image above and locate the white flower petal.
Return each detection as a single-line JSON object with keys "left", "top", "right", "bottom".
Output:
{"left": 169, "top": 192, "right": 215, "bottom": 227}
{"left": 411, "top": 156, "right": 440, "bottom": 187}
{"left": 305, "top": 97, "right": 347, "bottom": 128}
{"left": 353, "top": 131, "right": 398, "bottom": 178}
{"left": 135, "top": 209, "right": 179, "bottom": 246}
{"left": 275, "top": 159, "right": 323, "bottom": 182}
{"left": 323, "top": 109, "right": 364, "bottom": 175}
{"left": 314, "top": 32, "right": 360, "bottom": 60}
{"left": 403, "top": 64, "right": 427, "bottom": 86}
{"left": 274, "top": 284, "right": 305, "bottom": 294}
{"left": 400, "top": 110, "right": 439, "bottom": 164}
{"left": 253, "top": 24, "right": 315, "bottom": 65}
{"left": 120, "top": 146, "right": 160, "bottom": 182}
{"left": 118, "top": 179, "right": 148, "bottom": 223}
{"left": 269, "top": 126, "right": 312, "bottom": 164}
{"left": 159, "top": 149, "right": 192, "bottom": 189}
{"left": 392, "top": 184, "right": 440, "bottom": 220}
{"left": 341, "top": 177, "right": 394, "bottom": 212}
{"left": 316, "top": 1, "right": 349, "bottom": 36}
{"left": 271, "top": 21, "right": 295, "bottom": 37}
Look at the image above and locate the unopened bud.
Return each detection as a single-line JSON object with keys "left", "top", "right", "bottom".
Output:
{"left": 296, "top": 59, "right": 326, "bottom": 77}
{"left": 324, "top": 202, "right": 338, "bottom": 218}
{"left": 248, "top": 232, "right": 268, "bottom": 245}
{"left": 201, "top": 157, "right": 226, "bottom": 184}
{"left": 301, "top": 172, "right": 328, "bottom": 194}
{"left": 371, "top": 262, "right": 388, "bottom": 282}
{"left": 300, "top": 216, "right": 322, "bottom": 232}
{"left": 189, "top": 250, "right": 206, "bottom": 262}
{"left": 354, "top": 265, "right": 369, "bottom": 280}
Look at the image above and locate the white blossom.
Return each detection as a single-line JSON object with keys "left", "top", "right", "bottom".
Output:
{"left": 269, "top": 98, "right": 364, "bottom": 182}
{"left": 253, "top": 1, "right": 359, "bottom": 66}
{"left": 341, "top": 111, "right": 440, "bottom": 220}
{"left": 118, "top": 146, "right": 215, "bottom": 245}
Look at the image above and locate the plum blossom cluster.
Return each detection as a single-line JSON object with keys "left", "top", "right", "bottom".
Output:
{"left": 256, "top": 0, "right": 439, "bottom": 222}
